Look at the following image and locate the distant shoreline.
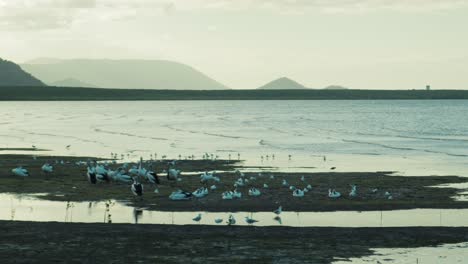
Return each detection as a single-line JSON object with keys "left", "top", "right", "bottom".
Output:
{"left": 1, "top": 86, "right": 468, "bottom": 100}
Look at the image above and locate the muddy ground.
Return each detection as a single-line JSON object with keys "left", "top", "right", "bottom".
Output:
{"left": 1, "top": 221, "right": 468, "bottom": 264}
{"left": 1, "top": 154, "right": 468, "bottom": 212}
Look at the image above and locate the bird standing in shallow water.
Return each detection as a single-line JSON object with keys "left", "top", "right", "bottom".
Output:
{"left": 245, "top": 216, "right": 258, "bottom": 224}
{"left": 274, "top": 206, "right": 282, "bottom": 215}
{"left": 192, "top": 213, "right": 202, "bottom": 223}
{"left": 227, "top": 214, "right": 236, "bottom": 225}
{"left": 131, "top": 178, "right": 143, "bottom": 197}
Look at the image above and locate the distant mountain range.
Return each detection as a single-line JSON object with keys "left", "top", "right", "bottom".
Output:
{"left": 0, "top": 58, "right": 45, "bottom": 86}
{"left": 49, "top": 78, "right": 98, "bottom": 88}
{"left": 22, "top": 58, "right": 229, "bottom": 90}
{"left": 256, "top": 77, "right": 349, "bottom": 90}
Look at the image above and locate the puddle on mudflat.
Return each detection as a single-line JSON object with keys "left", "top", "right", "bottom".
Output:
{"left": 333, "top": 242, "right": 468, "bottom": 264}
{"left": 2, "top": 193, "right": 468, "bottom": 227}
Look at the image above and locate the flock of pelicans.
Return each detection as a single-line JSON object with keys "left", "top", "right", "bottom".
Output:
{"left": 10, "top": 157, "right": 394, "bottom": 225}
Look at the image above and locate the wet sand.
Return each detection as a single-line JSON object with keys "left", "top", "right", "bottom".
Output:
{"left": 1, "top": 221, "right": 468, "bottom": 263}
{"left": 1, "top": 154, "right": 468, "bottom": 212}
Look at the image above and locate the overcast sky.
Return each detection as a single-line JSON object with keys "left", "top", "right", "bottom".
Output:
{"left": 1, "top": 0, "right": 468, "bottom": 89}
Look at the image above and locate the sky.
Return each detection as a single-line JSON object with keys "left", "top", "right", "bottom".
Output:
{"left": 1, "top": 0, "right": 468, "bottom": 89}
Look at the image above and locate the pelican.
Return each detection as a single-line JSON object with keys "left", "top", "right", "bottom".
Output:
{"left": 328, "top": 189, "right": 341, "bottom": 198}
{"left": 306, "top": 184, "right": 312, "bottom": 190}
{"left": 41, "top": 163, "right": 53, "bottom": 173}
{"left": 248, "top": 187, "right": 261, "bottom": 197}
{"left": 245, "top": 216, "right": 258, "bottom": 224}
{"left": 293, "top": 189, "right": 304, "bottom": 197}
{"left": 200, "top": 171, "right": 220, "bottom": 183}
{"left": 282, "top": 179, "right": 289, "bottom": 187}
{"left": 233, "top": 190, "right": 242, "bottom": 199}
{"left": 274, "top": 206, "right": 282, "bottom": 215}
{"left": 169, "top": 189, "right": 192, "bottom": 200}
{"left": 192, "top": 187, "right": 208, "bottom": 198}
{"left": 215, "top": 218, "right": 223, "bottom": 224}
{"left": 131, "top": 178, "right": 143, "bottom": 197}
{"left": 192, "top": 213, "right": 202, "bottom": 223}
{"left": 12, "top": 167, "right": 29, "bottom": 177}
{"left": 227, "top": 214, "right": 236, "bottom": 225}
{"left": 222, "top": 191, "right": 233, "bottom": 200}
{"left": 109, "top": 168, "right": 132, "bottom": 184}
{"left": 263, "top": 183, "right": 269, "bottom": 188}
{"left": 349, "top": 185, "right": 357, "bottom": 197}
{"left": 210, "top": 185, "right": 217, "bottom": 190}
{"left": 167, "top": 168, "right": 181, "bottom": 181}
{"left": 289, "top": 185, "right": 296, "bottom": 191}
{"left": 385, "top": 191, "right": 393, "bottom": 200}
{"left": 234, "top": 178, "right": 245, "bottom": 187}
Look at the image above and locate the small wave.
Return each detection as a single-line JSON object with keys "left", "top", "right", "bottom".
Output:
{"left": 94, "top": 128, "right": 168, "bottom": 141}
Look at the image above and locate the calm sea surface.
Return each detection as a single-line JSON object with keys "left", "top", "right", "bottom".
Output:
{"left": 1, "top": 100, "right": 467, "bottom": 175}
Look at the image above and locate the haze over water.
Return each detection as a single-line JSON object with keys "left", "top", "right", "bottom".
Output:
{"left": 1, "top": 100, "right": 467, "bottom": 176}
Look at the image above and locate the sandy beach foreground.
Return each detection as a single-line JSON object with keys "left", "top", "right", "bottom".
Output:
{"left": 1, "top": 154, "right": 468, "bottom": 212}
{"left": 1, "top": 221, "right": 467, "bottom": 263}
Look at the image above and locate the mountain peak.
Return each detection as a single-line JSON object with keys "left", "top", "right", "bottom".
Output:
{"left": 257, "top": 77, "right": 307, "bottom": 90}
{"left": 0, "top": 58, "right": 45, "bottom": 86}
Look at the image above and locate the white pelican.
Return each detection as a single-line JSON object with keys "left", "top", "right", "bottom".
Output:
{"left": 306, "top": 184, "right": 312, "bottom": 190}
{"left": 263, "top": 183, "right": 269, "bottom": 188}
{"left": 274, "top": 206, "right": 282, "bottom": 215}
{"left": 192, "top": 213, "right": 202, "bottom": 223}
{"left": 131, "top": 178, "right": 143, "bottom": 197}
{"left": 227, "top": 214, "right": 236, "bottom": 225}
{"left": 192, "top": 187, "right": 208, "bottom": 198}
{"left": 222, "top": 191, "right": 234, "bottom": 200}
{"left": 289, "top": 185, "right": 296, "bottom": 191}
{"left": 349, "top": 185, "right": 357, "bottom": 197}
{"left": 282, "top": 179, "right": 289, "bottom": 187}
{"left": 167, "top": 168, "right": 181, "bottom": 181}
{"left": 41, "top": 163, "right": 53, "bottom": 174}
{"left": 328, "top": 189, "right": 341, "bottom": 198}
{"left": 234, "top": 178, "right": 245, "bottom": 187}
{"left": 210, "top": 185, "right": 217, "bottom": 190}
{"left": 110, "top": 169, "right": 132, "bottom": 184}
{"left": 200, "top": 171, "right": 220, "bottom": 183}
{"left": 245, "top": 216, "right": 258, "bottom": 224}
{"left": 233, "top": 190, "right": 242, "bottom": 199}
{"left": 248, "top": 187, "right": 261, "bottom": 197}
{"left": 169, "top": 190, "right": 192, "bottom": 200}
{"left": 12, "top": 167, "right": 29, "bottom": 177}
{"left": 293, "top": 189, "right": 304, "bottom": 197}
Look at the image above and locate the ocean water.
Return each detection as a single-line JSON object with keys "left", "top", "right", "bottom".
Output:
{"left": 1, "top": 100, "right": 468, "bottom": 176}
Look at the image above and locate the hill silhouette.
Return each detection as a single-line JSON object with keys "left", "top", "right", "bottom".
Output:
{"left": 0, "top": 58, "right": 45, "bottom": 86}
{"left": 257, "top": 77, "right": 308, "bottom": 90}
{"left": 49, "top": 78, "right": 97, "bottom": 88}
{"left": 22, "top": 59, "right": 228, "bottom": 90}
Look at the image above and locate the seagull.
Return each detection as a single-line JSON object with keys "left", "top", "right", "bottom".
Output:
{"left": 245, "top": 216, "right": 258, "bottom": 224}
{"left": 12, "top": 167, "right": 29, "bottom": 177}
{"left": 227, "top": 214, "right": 236, "bottom": 225}
{"left": 274, "top": 216, "right": 282, "bottom": 224}
{"left": 131, "top": 178, "right": 143, "bottom": 197}
{"left": 349, "top": 185, "right": 357, "bottom": 197}
{"left": 193, "top": 213, "right": 202, "bottom": 222}
{"left": 214, "top": 218, "right": 223, "bottom": 224}
{"left": 274, "top": 206, "right": 282, "bottom": 215}
{"left": 41, "top": 163, "right": 53, "bottom": 174}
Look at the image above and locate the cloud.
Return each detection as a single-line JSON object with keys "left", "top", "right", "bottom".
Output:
{"left": 1, "top": 0, "right": 467, "bottom": 30}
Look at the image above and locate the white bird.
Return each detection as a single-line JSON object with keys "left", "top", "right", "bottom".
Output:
{"left": 210, "top": 185, "right": 217, "bottom": 190}
{"left": 293, "top": 189, "right": 305, "bottom": 197}
{"left": 245, "top": 216, "right": 258, "bottom": 224}
{"left": 301, "top": 175, "right": 305, "bottom": 181}
{"left": 233, "top": 190, "right": 242, "bottom": 199}
{"left": 200, "top": 171, "right": 220, "bottom": 183}
{"left": 306, "top": 184, "right": 312, "bottom": 190}
{"left": 167, "top": 168, "right": 181, "bottom": 181}
{"left": 248, "top": 187, "right": 261, "bottom": 197}
{"left": 192, "top": 187, "right": 208, "bottom": 198}
{"left": 263, "top": 183, "right": 269, "bottom": 188}
{"left": 274, "top": 206, "right": 282, "bottom": 215}
{"left": 12, "top": 167, "right": 29, "bottom": 177}
{"left": 215, "top": 218, "right": 223, "bottom": 224}
{"left": 282, "top": 179, "right": 289, "bottom": 187}
{"left": 289, "top": 185, "right": 296, "bottom": 191}
{"left": 169, "top": 190, "right": 192, "bottom": 200}
{"left": 349, "top": 185, "right": 357, "bottom": 197}
{"left": 192, "top": 213, "right": 202, "bottom": 222}
{"left": 41, "top": 163, "right": 53, "bottom": 173}
{"left": 222, "top": 191, "right": 234, "bottom": 200}
{"left": 87, "top": 165, "right": 97, "bottom": 184}
{"left": 234, "top": 178, "right": 245, "bottom": 187}
{"left": 328, "top": 189, "right": 341, "bottom": 198}
{"left": 270, "top": 174, "right": 275, "bottom": 179}
{"left": 153, "top": 188, "right": 159, "bottom": 193}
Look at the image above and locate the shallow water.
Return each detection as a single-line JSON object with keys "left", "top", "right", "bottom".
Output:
{"left": 333, "top": 242, "right": 468, "bottom": 264}
{"left": 2, "top": 193, "right": 468, "bottom": 227}
{"left": 1, "top": 100, "right": 468, "bottom": 176}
